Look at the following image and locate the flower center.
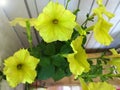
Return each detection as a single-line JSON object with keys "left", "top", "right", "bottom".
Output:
{"left": 52, "top": 19, "right": 58, "bottom": 24}
{"left": 17, "top": 64, "right": 23, "bottom": 70}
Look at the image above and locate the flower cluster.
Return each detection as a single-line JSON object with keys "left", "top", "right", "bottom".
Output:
{"left": 0, "top": 0, "right": 120, "bottom": 89}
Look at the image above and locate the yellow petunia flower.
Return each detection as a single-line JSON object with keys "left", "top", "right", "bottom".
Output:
{"left": 3, "top": 49, "right": 39, "bottom": 88}
{"left": 93, "top": 18, "right": 113, "bottom": 45}
{"left": 79, "top": 78, "right": 116, "bottom": 90}
{"left": 66, "top": 36, "right": 90, "bottom": 78}
{"left": 109, "top": 58, "right": 120, "bottom": 73}
{"left": 109, "top": 49, "right": 120, "bottom": 73}
{"left": 97, "top": 0, "right": 103, "bottom": 6}
{"left": 10, "top": 18, "right": 37, "bottom": 27}
{"left": 92, "top": 0, "right": 114, "bottom": 46}
{"left": 34, "top": 1, "right": 76, "bottom": 43}
{"left": 93, "top": 6, "right": 114, "bottom": 20}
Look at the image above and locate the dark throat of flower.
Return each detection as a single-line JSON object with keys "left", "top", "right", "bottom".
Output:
{"left": 52, "top": 19, "right": 59, "bottom": 24}
{"left": 17, "top": 64, "right": 23, "bottom": 70}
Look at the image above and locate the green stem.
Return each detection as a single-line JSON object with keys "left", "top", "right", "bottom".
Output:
{"left": 85, "top": 25, "right": 94, "bottom": 32}
{"left": 81, "top": 14, "right": 95, "bottom": 28}
{"left": 81, "top": 19, "right": 88, "bottom": 27}
{"left": 103, "top": 74, "right": 120, "bottom": 78}
{"left": 65, "top": 0, "right": 71, "bottom": 9}
{"left": 26, "top": 21, "right": 32, "bottom": 51}
{"left": 25, "top": 83, "right": 30, "bottom": 90}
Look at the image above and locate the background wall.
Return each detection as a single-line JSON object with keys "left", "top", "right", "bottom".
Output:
{"left": 0, "top": 8, "right": 24, "bottom": 90}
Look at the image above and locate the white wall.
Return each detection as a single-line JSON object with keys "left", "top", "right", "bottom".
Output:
{"left": 0, "top": 8, "right": 24, "bottom": 90}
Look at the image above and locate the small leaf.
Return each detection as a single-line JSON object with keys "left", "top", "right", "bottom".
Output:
{"left": 37, "top": 65, "right": 55, "bottom": 80}
{"left": 60, "top": 43, "right": 72, "bottom": 54}
{"left": 39, "top": 57, "right": 51, "bottom": 67}
{"left": 43, "top": 43, "right": 56, "bottom": 56}
{"left": 51, "top": 55, "right": 66, "bottom": 67}
{"left": 52, "top": 69, "right": 66, "bottom": 81}
{"left": 73, "top": 9, "right": 80, "bottom": 15}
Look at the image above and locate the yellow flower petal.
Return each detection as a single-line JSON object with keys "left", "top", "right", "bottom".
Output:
{"left": 109, "top": 48, "right": 118, "bottom": 55}
{"left": 108, "top": 49, "right": 120, "bottom": 73}
{"left": 67, "top": 53, "right": 85, "bottom": 78}
{"left": 67, "top": 36, "right": 90, "bottom": 78}
{"left": 10, "top": 18, "right": 37, "bottom": 27}
{"left": 3, "top": 49, "right": 39, "bottom": 87}
{"left": 14, "top": 49, "right": 30, "bottom": 63}
{"left": 97, "top": 0, "right": 103, "bottom": 6}
{"left": 92, "top": 0, "right": 114, "bottom": 46}
{"left": 93, "top": 18, "right": 113, "bottom": 45}
{"left": 34, "top": 1, "right": 76, "bottom": 43}
{"left": 93, "top": 0, "right": 114, "bottom": 19}
{"left": 93, "top": 6, "right": 114, "bottom": 19}
{"left": 24, "top": 56, "right": 40, "bottom": 69}
{"left": 22, "top": 69, "right": 37, "bottom": 83}
{"left": 109, "top": 58, "right": 120, "bottom": 73}
{"left": 75, "top": 24, "right": 86, "bottom": 35}
{"left": 80, "top": 78, "right": 116, "bottom": 90}
{"left": 79, "top": 78, "right": 88, "bottom": 90}
{"left": 88, "top": 82, "right": 116, "bottom": 90}
{"left": 71, "top": 36, "right": 90, "bottom": 72}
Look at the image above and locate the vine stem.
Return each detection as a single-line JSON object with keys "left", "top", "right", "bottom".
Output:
{"left": 26, "top": 21, "right": 33, "bottom": 52}
{"left": 25, "top": 83, "right": 30, "bottom": 90}
{"left": 85, "top": 25, "right": 94, "bottom": 31}
{"left": 103, "top": 74, "right": 120, "bottom": 78}
{"left": 65, "top": 0, "right": 71, "bottom": 9}
{"left": 81, "top": 14, "right": 95, "bottom": 28}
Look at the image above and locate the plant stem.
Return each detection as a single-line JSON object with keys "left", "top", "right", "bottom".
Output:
{"left": 26, "top": 21, "right": 33, "bottom": 51}
{"left": 25, "top": 83, "right": 30, "bottom": 90}
{"left": 103, "top": 74, "right": 120, "bottom": 78}
{"left": 85, "top": 25, "right": 94, "bottom": 31}
{"left": 81, "top": 14, "right": 95, "bottom": 28}
{"left": 65, "top": 0, "right": 71, "bottom": 9}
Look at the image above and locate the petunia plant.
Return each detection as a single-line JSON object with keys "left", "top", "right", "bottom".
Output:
{"left": 0, "top": 0, "right": 120, "bottom": 89}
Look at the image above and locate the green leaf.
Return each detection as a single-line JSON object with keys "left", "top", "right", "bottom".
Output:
{"left": 52, "top": 69, "right": 66, "bottom": 81}
{"left": 73, "top": 9, "right": 80, "bottom": 15}
{"left": 51, "top": 55, "right": 66, "bottom": 67}
{"left": 65, "top": 67, "right": 72, "bottom": 76}
{"left": 29, "top": 45, "right": 41, "bottom": 58}
{"left": 82, "top": 36, "right": 87, "bottom": 46}
{"left": 60, "top": 43, "right": 72, "bottom": 54}
{"left": 37, "top": 65, "right": 55, "bottom": 80}
{"left": 39, "top": 57, "right": 51, "bottom": 67}
{"left": 71, "top": 29, "right": 79, "bottom": 40}
{"left": 100, "top": 76, "right": 109, "bottom": 82}
{"left": 43, "top": 43, "right": 56, "bottom": 56}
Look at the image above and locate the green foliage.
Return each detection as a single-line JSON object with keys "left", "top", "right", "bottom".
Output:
{"left": 71, "top": 29, "right": 80, "bottom": 40}
{"left": 79, "top": 54, "right": 115, "bottom": 82}
{"left": 81, "top": 13, "right": 94, "bottom": 29}
{"left": 29, "top": 41, "right": 72, "bottom": 81}
{"left": 37, "top": 64, "right": 55, "bottom": 80}
{"left": 60, "top": 42, "right": 72, "bottom": 54}
{"left": 73, "top": 9, "right": 80, "bottom": 15}
{"left": 52, "top": 68, "right": 66, "bottom": 81}
{"left": 0, "top": 71, "right": 6, "bottom": 81}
